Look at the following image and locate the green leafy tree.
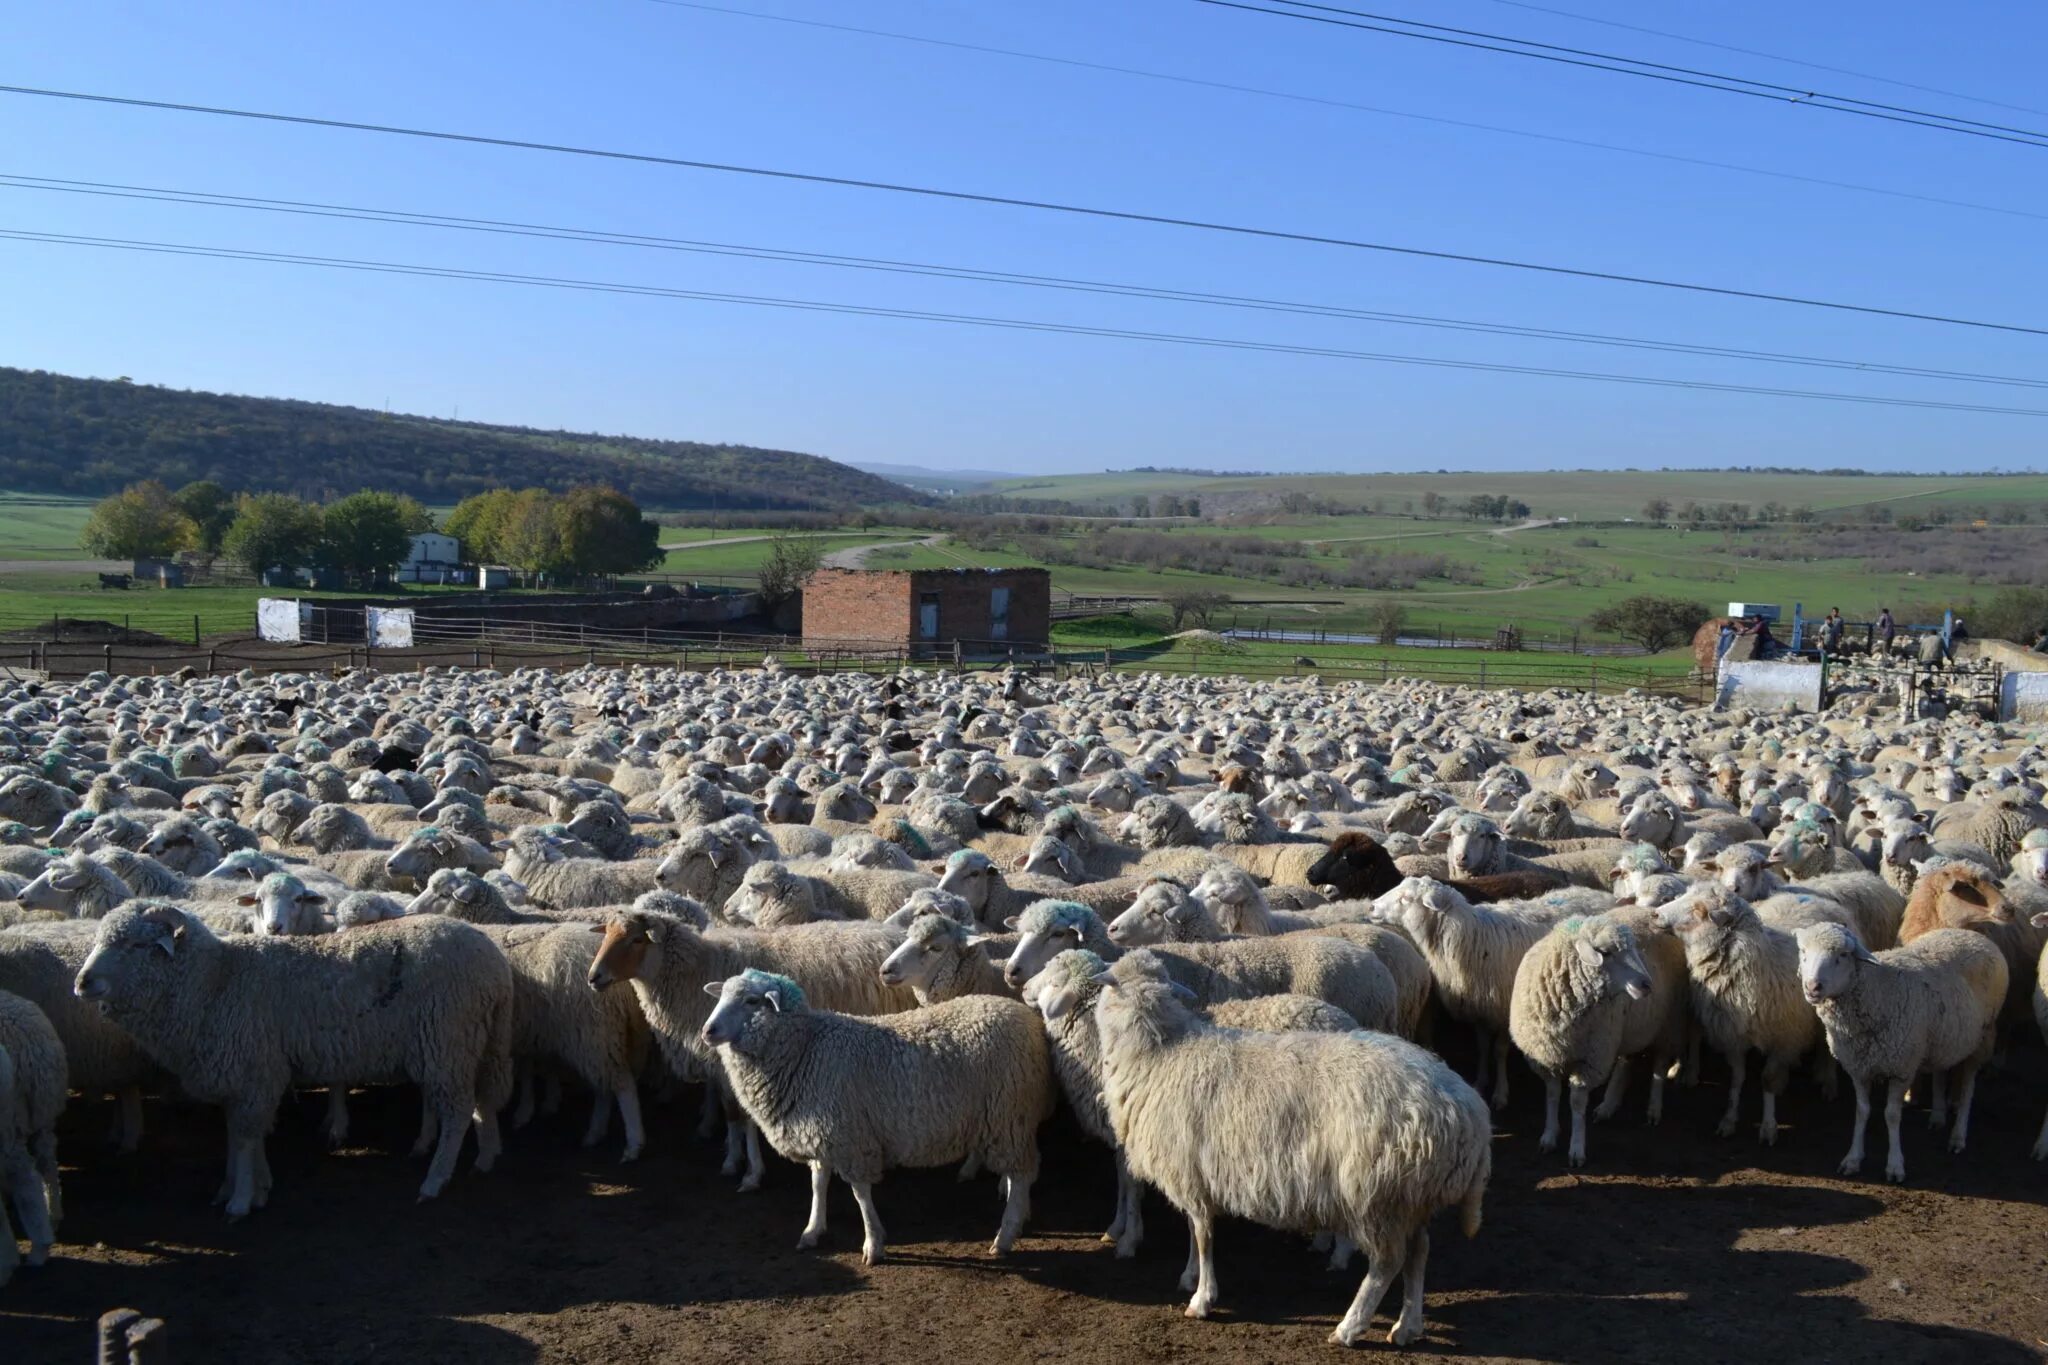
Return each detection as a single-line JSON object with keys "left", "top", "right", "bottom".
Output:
{"left": 1640, "top": 497, "right": 1671, "bottom": 522}
{"left": 80, "top": 480, "right": 193, "bottom": 560}
{"left": 320, "top": 491, "right": 423, "bottom": 587}
{"left": 757, "top": 530, "right": 823, "bottom": 609}
{"left": 443, "top": 488, "right": 521, "bottom": 564}
{"left": 556, "top": 485, "right": 662, "bottom": 575}
{"left": 171, "top": 480, "right": 236, "bottom": 554}
{"left": 1587, "top": 595, "right": 1711, "bottom": 652}
{"left": 498, "top": 489, "right": 572, "bottom": 577}
{"left": 223, "top": 492, "right": 325, "bottom": 578}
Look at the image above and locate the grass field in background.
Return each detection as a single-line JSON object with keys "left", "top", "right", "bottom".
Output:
{"left": 0, "top": 494, "right": 96, "bottom": 560}
{"left": 986, "top": 470, "right": 2048, "bottom": 520}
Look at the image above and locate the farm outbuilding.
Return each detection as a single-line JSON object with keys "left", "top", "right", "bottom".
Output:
{"left": 801, "top": 567, "right": 1050, "bottom": 654}
{"left": 395, "top": 532, "right": 463, "bottom": 584}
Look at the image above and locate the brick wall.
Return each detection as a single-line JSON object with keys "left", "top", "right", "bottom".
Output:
{"left": 801, "top": 567, "right": 1049, "bottom": 649}
{"left": 801, "top": 569, "right": 914, "bottom": 645}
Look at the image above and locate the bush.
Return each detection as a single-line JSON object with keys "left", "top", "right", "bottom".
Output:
{"left": 1971, "top": 587, "right": 2048, "bottom": 645}
{"left": 758, "top": 531, "right": 824, "bottom": 609}
{"left": 1161, "top": 588, "right": 1229, "bottom": 630}
{"left": 1370, "top": 599, "right": 1410, "bottom": 646}
{"left": 1586, "top": 595, "right": 1711, "bottom": 652}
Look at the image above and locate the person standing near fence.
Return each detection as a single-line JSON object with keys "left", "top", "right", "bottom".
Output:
{"left": 1877, "top": 607, "right": 1896, "bottom": 656}
{"left": 1820, "top": 607, "right": 1844, "bottom": 653}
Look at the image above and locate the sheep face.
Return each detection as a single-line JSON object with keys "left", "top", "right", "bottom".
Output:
{"left": 1796, "top": 923, "right": 1876, "bottom": 1005}
{"left": 1017, "top": 835, "right": 1083, "bottom": 884}
{"left": 1619, "top": 796, "right": 1679, "bottom": 849}
{"left": 1190, "top": 864, "right": 1258, "bottom": 930}
{"left": 17, "top": 858, "right": 93, "bottom": 913}
{"left": 249, "top": 873, "right": 329, "bottom": 936}
{"left": 1570, "top": 920, "right": 1653, "bottom": 1001}
{"left": 935, "top": 851, "right": 999, "bottom": 913}
{"left": 1446, "top": 818, "right": 1504, "bottom": 879}
{"left": 1001, "top": 901, "right": 1098, "bottom": 988}
{"left": 701, "top": 969, "right": 804, "bottom": 1046}
{"left": 75, "top": 903, "right": 199, "bottom": 1014}
{"left": 878, "top": 912, "right": 973, "bottom": 990}
{"left": 1107, "top": 881, "right": 1205, "bottom": 947}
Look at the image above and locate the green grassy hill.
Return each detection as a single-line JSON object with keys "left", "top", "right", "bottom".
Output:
{"left": 0, "top": 367, "right": 923, "bottom": 512}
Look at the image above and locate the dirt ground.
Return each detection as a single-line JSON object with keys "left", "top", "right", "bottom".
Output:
{"left": 5, "top": 1034, "right": 2048, "bottom": 1364}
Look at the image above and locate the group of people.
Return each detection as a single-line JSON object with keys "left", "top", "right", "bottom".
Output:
{"left": 1731, "top": 606, "right": 1969, "bottom": 661}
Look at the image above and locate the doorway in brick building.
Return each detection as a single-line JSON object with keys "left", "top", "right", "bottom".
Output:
{"left": 919, "top": 592, "right": 940, "bottom": 639}
{"left": 990, "top": 587, "right": 1010, "bottom": 641}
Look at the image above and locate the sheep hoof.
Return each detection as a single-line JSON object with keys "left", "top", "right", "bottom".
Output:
{"left": 1388, "top": 1319, "right": 1422, "bottom": 1347}
{"left": 1758, "top": 1123, "right": 1778, "bottom": 1147}
{"left": 737, "top": 1173, "right": 763, "bottom": 1194}
{"left": 619, "top": 1146, "right": 642, "bottom": 1164}
{"left": 1714, "top": 1117, "right": 1737, "bottom": 1139}
{"left": 1537, "top": 1133, "right": 1557, "bottom": 1154}
{"left": 1114, "top": 1236, "right": 1140, "bottom": 1259}
{"left": 862, "top": 1244, "right": 885, "bottom": 1267}
{"left": 1946, "top": 1135, "right": 1967, "bottom": 1155}
{"left": 1885, "top": 1162, "right": 1906, "bottom": 1183}
{"left": 1567, "top": 1148, "right": 1586, "bottom": 1169}
{"left": 1184, "top": 1298, "right": 1213, "bottom": 1321}
{"left": 26, "top": 1244, "right": 50, "bottom": 1267}
{"left": 1099, "top": 1231, "right": 1118, "bottom": 1246}
{"left": 1837, "top": 1157, "right": 1862, "bottom": 1177}
{"left": 988, "top": 1238, "right": 1011, "bottom": 1257}
{"left": 2032, "top": 1139, "right": 2048, "bottom": 1162}
{"left": 797, "top": 1231, "right": 821, "bottom": 1250}
{"left": 1329, "top": 1325, "right": 1360, "bottom": 1348}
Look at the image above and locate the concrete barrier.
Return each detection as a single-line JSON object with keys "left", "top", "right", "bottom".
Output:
{"left": 2000, "top": 672, "right": 2048, "bottom": 724}
{"left": 1717, "top": 660, "right": 1822, "bottom": 712}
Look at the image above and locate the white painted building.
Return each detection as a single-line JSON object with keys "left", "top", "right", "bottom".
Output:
{"left": 396, "top": 532, "right": 463, "bottom": 584}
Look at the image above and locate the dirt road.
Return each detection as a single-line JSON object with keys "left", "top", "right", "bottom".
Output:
{"left": 7, "top": 1033, "right": 2044, "bottom": 1362}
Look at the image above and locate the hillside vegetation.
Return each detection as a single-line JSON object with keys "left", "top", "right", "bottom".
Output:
{"left": 0, "top": 367, "right": 922, "bottom": 511}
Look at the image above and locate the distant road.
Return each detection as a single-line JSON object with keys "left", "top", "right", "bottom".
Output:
{"left": 822, "top": 535, "right": 946, "bottom": 569}
{"left": 0, "top": 558, "right": 125, "bottom": 574}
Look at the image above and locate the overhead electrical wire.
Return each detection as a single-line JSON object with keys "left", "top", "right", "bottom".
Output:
{"left": 6, "top": 172, "right": 2044, "bottom": 393}
{"left": 635, "top": 0, "right": 2048, "bottom": 226}
{"left": 5, "top": 226, "right": 2047, "bottom": 418}
{"left": 1202, "top": 1, "right": 2048, "bottom": 150}
{"left": 3, "top": 83, "right": 2045, "bottom": 337}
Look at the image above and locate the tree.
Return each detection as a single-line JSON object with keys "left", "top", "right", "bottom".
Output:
{"left": 1161, "top": 588, "right": 1228, "bottom": 630}
{"left": 757, "top": 530, "right": 823, "bottom": 609}
{"left": 497, "top": 488, "right": 571, "bottom": 577}
{"left": 80, "top": 480, "right": 193, "bottom": 560}
{"left": 1586, "top": 595, "right": 1711, "bottom": 652}
{"left": 1420, "top": 491, "right": 1444, "bottom": 517}
{"left": 1641, "top": 497, "right": 1671, "bottom": 523}
{"left": 555, "top": 485, "right": 663, "bottom": 575}
{"left": 1370, "top": 599, "right": 1409, "bottom": 646}
{"left": 320, "top": 490, "right": 423, "bottom": 587}
{"left": 444, "top": 488, "right": 522, "bottom": 564}
{"left": 223, "top": 492, "right": 325, "bottom": 578}
{"left": 171, "top": 480, "right": 236, "bottom": 554}
{"left": 1973, "top": 587, "right": 2048, "bottom": 645}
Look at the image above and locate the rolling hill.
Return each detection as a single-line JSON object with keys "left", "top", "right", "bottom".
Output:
{"left": 0, "top": 367, "right": 922, "bottom": 511}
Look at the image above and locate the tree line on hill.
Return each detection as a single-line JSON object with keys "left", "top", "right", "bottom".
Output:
{"left": 82, "top": 479, "right": 662, "bottom": 588}
{"left": 0, "top": 367, "right": 920, "bottom": 511}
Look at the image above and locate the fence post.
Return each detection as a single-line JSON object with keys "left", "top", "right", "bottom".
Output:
{"left": 207, "top": 648, "right": 216, "bottom": 673}
{"left": 1478, "top": 659, "right": 1486, "bottom": 686}
{"left": 1590, "top": 663, "right": 1599, "bottom": 693}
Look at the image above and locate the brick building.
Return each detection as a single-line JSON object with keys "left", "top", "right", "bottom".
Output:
{"left": 801, "top": 567, "right": 1051, "bottom": 654}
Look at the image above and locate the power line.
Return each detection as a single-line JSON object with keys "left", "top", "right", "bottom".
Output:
{"left": 1203, "top": 0, "right": 2048, "bottom": 150}
{"left": 1470, "top": 0, "right": 2048, "bottom": 119}
{"left": 8, "top": 171, "right": 2045, "bottom": 392}
{"left": 3, "top": 82, "right": 2045, "bottom": 338}
{"left": 637, "top": 0, "right": 2048, "bottom": 226}
{"left": 5, "top": 226, "right": 2047, "bottom": 418}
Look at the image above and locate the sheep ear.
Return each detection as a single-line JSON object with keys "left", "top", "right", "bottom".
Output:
{"left": 236, "top": 893, "right": 259, "bottom": 907}
{"left": 1167, "top": 981, "right": 1197, "bottom": 1001}
{"left": 453, "top": 880, "right": 481, "bottom": 904}
{"left": 1002, "top": 915, "right": 1021, "bottom": 931}
{"left": 2031, "top": 911, "right": 2048, "bottom": 929}
{"left": 1574, "top": 937, "right": 1603, "bottom": 970}
{"left": 700, "top": 982, "right": 723, "bottom": 998}
{"left": 1088, "top": 971, "right": 1118, "bottom": 988}
{"left": 761, "top": 992, "right": 783, "bottom": 1012}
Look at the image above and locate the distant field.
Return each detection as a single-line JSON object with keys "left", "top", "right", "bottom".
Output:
{"left": 0, "top": 494, "right": 95, "bottom": 560}
{"left": 985, "top": 470, "right": 2048, "bottom": 521}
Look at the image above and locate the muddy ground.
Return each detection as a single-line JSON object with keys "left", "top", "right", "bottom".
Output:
{"left": 5, "top": 1036, "right": 2047, "bottom": 1364}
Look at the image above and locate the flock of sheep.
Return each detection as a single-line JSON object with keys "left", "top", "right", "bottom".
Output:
{"left": 0, "top": 660, "right": 2044, "bottom": 1347}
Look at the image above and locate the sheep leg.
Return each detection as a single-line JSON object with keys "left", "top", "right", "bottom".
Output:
{"left": 1111, "top": 1150, "right": 1144, "bottom": 1258}
{"left": 1926, "top": 1069, "right": 1947, "bottom": 1131}
{"left": 582, "top": 1089, "right": 612, "bottom": 1148}
{"left": 511, "top": 1068, "right": 536, "bottom": 1130}
{"left": 739, "top": 1120, "right": 765, "bottom": 1192}
{"left": 418, "top": 1089, "right": 471, "bottom": 1201}
{"left": 0, "top": 1171, "right": 18, "bottom": 1286}
{"left": 251, "top": 1136, "right": 273, "bottom": 1208}
{"left": 412, "top": 1098, "right": 440, "bottom": 1159}
{"left": 849, "top": 1179, "right": 887, "bottom": 1266}
{"left": 798, "top": 1161, "right": 830, "bottom": 1248}
{"left": 1646, "top": 1059, "right": 1666, "bottom": 1126}
{"left": 615, "top": 1083, "right": 644, "bottom": 1163}
{"left": 695, "top": 1084, "right": 721, "bottom": 1140}
{"left": 1489, "top": 1033, "right": 1511, "bottom": 1111}
{"left": 1327, "top": 1235, "right": 1357, "bottom": 1272}
{"left": 1715, "top": 1049, "right": 1747, "bottom": 1138}
{"left": 1184, "top": 1211, "right": 1219, "bottom": 1319}
{"left": 472, "top": 1103, "right": 502, "bottom": 1174}
{"left": 1387, "top": 1227, "right": 1431, "bottom": 1347}
{"left": 1839, "top": 1074, "right": 1871, "bottom": 1176}
{"left": 1538, "top": 1073, "right": 1561, "bottom": 1152}
{"left": 1567, "top": 1078, "right": 1590, "bottom": 1167}
{"left": 1332, "top": 1239, "right": 1401, "bottom": 1347}
{"left": 1811, "top": 1050, "right": 1838, "bottom": 1102}
{"left": 1471, "top": 1023, "right": 1492, "bottom": 1095}
{"left": 1758, "top": 1055, "right": 1792, "bottom": 1146}
{"left": 31, "top": 1128, "right": 60, "bottom": 1226}
{"left": 1179, "top": 1216, "right": 1200, "bottom": 1293}
{"left": 5, "top": 1154, "right": 52, "bottom": 1266}
{"left": 1594, "top": 1060, "right": 1629, "bottom": 1122}
{"left": 1882, "top": 1078, "right": 1908, "bottom": 1184}
{"left": 115, "top": 1086, "right": 144, "bottom": 1153}
{"left": 323, "top": 1087, "right": 350, "bottom": 1147}
{"left": 2032, "top": 1101, "right": 2048, "bottom": 1161}
{"left": 956, "top": 1154, "right": 982, "bottom": 1182}
{"left": 225, "top": 1133, "right": 259, "bottom": 1221}
{"left": 1946, "top": 1062, "right": 1981, "bottom": 1154}
{"left": 992, "top": 1170, "right": 1032, "bottom": 1255}
{"left": 1679, "top": 1023, "right": 1702, "bottom": 1088}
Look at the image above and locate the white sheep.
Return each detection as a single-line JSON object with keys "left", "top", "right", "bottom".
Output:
{"left": 1508, "top": 910, "right": 1687, "bottom": 1167}
{"left": 1663, "top": 883, "right": 1826, "bottom": 1144}
{"left": 1088, "top": 950, "right": 1491, "bottom": 1347}
{"left": 702, "top": 969, "right": 1055, "bottom": 1264}
{"left": 0, "top": 990, "right": 64, "bottom": 1283}
{"left": 878, "top": 910, "right": 1011, "bottom": 1005}
{"left": 75, "top": 904, "right": 515, "bottom": 1217}
{"left": 1796, "top": 922, "right": 2007, "bottom": 1181}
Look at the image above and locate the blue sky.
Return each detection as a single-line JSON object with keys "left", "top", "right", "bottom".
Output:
{"left": 5, "top": 0, "right": 2046, "bottom": 474}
